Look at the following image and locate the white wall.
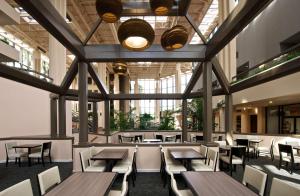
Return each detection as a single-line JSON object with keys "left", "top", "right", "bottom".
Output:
{"left": 0, "top": 78, "right": 51, "bottom": 137}
{"left": 236, "top": 0, "right": 300, "bottom": 68}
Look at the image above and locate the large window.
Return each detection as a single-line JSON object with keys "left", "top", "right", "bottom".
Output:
{"left": 181, "top": 72, "right": 192, "bottom": 93}
{"left": 138, "top": 79, "right": 156, "bottom": 115}
{"left": 161, "top": 76, "right": 175, "bottom": 111}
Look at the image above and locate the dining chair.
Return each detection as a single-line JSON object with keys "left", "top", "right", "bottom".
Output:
{"left": 121, "top": 136, "right": 134, "bottom": 143}
{"left": 269, "top": 178, "right": 300, "bottom": 196}
{"left": 167, "top": 170, "right": 193, "bottom": 196}
{"left": 79, "top": 149, "right": 105, "bottom": 172}
{"left": 236, "top": 139, "right": 254, "bottom": 160}
{"left": 192, "top": 148, "right": 218, "bottom": 172}
{"left": 108, "top": 166, "right": 131, "bottom": 196}
{"left": 190, "top": 134, "right": 195, "bottom": 142}
{"left": 5, "top": 142, "right": 27, "bottom": 167}
{"left": 155, "top": 134, "right": 163, "bottom": 142}
{"left": 195, "top": 135, "right": 203, "bottom": 142}
{"left": 175, "top": 135, "right": 181, "bottom": 143}
{"left": 165, "top": 136, "right": 176, "bottom": 142}
{"left": 28, "top": 142, "right": 52, "bottom": 166}
{"left": 37, "top": 166, "right": 61, "bottom": 195}
{"left": 278, "top": 143, "right": 300, "bottom": 173}
{"left": 220, "top": 146, "right": 246, "bottom": 176}
{"left": 192, "top": 145, "right": 208, "bottom": 165}
{"left": 118, "top": 135, "right": 123, "bottom": 143}
{"left": 134, "top": 135, "right": 143, "bottom": 143}
{"left": 242, "top": 165, "right": 267, "bottom": 196}
{"left": 113, "top": 148, "right": 136, "bottom": 186}
{"left": 0, "top": 179, "right": 33, "bottom": 196}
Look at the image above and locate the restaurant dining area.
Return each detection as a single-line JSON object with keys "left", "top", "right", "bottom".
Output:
{"left": 1, "top": 0, "right": 300, "bottom": 196}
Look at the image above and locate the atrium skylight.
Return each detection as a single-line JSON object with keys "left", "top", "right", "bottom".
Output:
{"left": 190, "top": 0, "right": 219, "bottom": 44}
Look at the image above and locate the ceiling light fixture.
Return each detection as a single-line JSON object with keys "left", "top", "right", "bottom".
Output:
{"left": 96, "top": 0, "right": 123, "bottom": 23}
{"left": 113, "top": 62, "right": 128, "bottom": 75}
{"left": 150, "top": 0, "right": 174, "bottom": 15}
{"left": 118, "top": 18, "right": 155, "bottom": 51}
{"left": 161, "top": 25, "right": 188, "bottom": 51}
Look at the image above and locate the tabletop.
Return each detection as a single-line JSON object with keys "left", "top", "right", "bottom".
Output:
{"left": 45, "top": 172, "right": 117, "bottom": 196}
{"left": 182, "top": 171, "right": 258, "bottom": 196}
{"left": 143, "top": 139, "right": 162, "bottom": 143}
{"left": 169, "top": 148, "right": 205, "bottom": 160}
{"left": 12, "top": 144, "right": 41, "bottom": 148}
{"left": 293, "top": 145, "right": 300, "bottom": 150}
{"left": 91, "top": 149, "right": 128, "bottom": 161}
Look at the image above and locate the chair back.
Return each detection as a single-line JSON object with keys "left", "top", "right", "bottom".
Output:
{"left": 278, "top": 144, "right": 294, "bottom": 162}
{"left": 42, "top": 142, "right": 51, "bottom": 156}
{"left": 0, "top": 179, "right": 33, "bottom": 196}
{"left": 89, "top": 146, "right": 99, "bottom": 157}
{"left": 270, "top": 178, "right": 300, "bottom": 196}
{"left": 236, "top": 139, "right": 249, "bottom": 147}
{"left": 175, "top": 135, "right": 181, "bottom": 143}
{"left": 37, "top": 166, "right": 61, "bottom": 195}
{"left": 135, "top": 135, "right": 143, "bottom": 143}
{"left": 161, "top": 150, "right": 166, "bottom": 168}
{"left": 155, "top": 134, "right": 163, "bottom": 141}
{"left": 231, "top": 146, "right": 246, "bottom": 164}
{"left": 5, "top": 142, "right": 17, "bottom": 157}
{"left": 199, "top": 145, "right": 208, "bottom": 157}
{"left": 195, "top": 135, "right": 203, "bottom": 142}
{"left": 242, "top": 165, "right": 267, "bottom": 196}
{"left": 206, "top": 148, "right": 218, "bottom": 171}
{"left": 218, "top": 136, "right": 223, "bottom": 141}
{"left": 121, "top": 136, "right": 133, "bottom": 143}
{"left": 80, "top": 149, "right": 92, "bottom": 171}
{"left": 118, "top": 135, "right": 122, "bottom": 143}
{"left": 170, "top": 174, "right": 181, "bottom": 196}
{"left": 165, "top": 136, "right": 176, "bottom": 142}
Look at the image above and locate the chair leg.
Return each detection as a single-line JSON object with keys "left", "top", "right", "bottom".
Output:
{"left": 15, "top": 158, "right": 17, "bottom": 164}
{"left": 131, "top": 173, "right": 135, "bottom": 187}
{"left": 18, "top": 158, "right": 21, "bottom": 167}
{"left": 230, "top": 164, "right": 233, "bottom": 176}
{"left": 6, "top": 157, "right": 9, "bottom": 167}
{"left": 42, "top": 157, "right": 45, "bottom": 167}
{"left": 38, "top": 158, "right": 40, "bottom": 163}
{"left": 49, "top": 155, "right": 52, "bottom": 164}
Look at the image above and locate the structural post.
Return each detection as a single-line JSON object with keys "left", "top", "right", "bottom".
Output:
{"left": 50, "top": 97, "right": 58, "bottom": 137}
{"left": 225, "top": 94, "right": 233, "bottom": 144}
{"left": 58, "top": 95, "right": 66, "bottom": 137}
{"left": 78, "top": 62, "right": 88, "bottom": 144}
{"left": 104, "top": 100, "right": 110, "bottom": 143}
{"left": 203, "top": 62, "right": 213, "bottom": 142}
{"left": 182, "top": 99, "right": 188, "bottom": 142}
{"left": 92, "top": 102, "right": 98, "bottom": 133}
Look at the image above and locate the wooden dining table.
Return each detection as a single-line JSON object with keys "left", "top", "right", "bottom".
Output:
{"left": 91, "top": 149, "right": 128, "bottom": 171}
{"left": 45, "top": 172, "right": 117, "bottom": 196}
{"left": 182, "top": 171, "right": 258, "bottom": 196}
{"left": 12, "top": 143, "right": 41, "bottom": 166}
{"left": 169, "top": 148, "right": 206, "bottom": 171}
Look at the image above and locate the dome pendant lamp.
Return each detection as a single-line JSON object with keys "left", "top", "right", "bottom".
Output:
{"left": 118, "top": 18, "right": 155, "bottom": 51}
{"left": 113, "top": 62, "right": 128, "bottom": 75}
{"left": 161, "top": 25, "right": 188, "bottom": 51}
{"left": 150, "top": 0, "right": 174, "bottom": 15}
{"left": 96, "top": 0, "right": 123, "bottom": 23}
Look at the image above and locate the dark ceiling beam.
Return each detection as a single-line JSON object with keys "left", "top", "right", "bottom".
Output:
{"left": 87, "top": 63, "right": 109, "bottom": 99}
{"left": 0, "top": 63, "right": 61, "bottom": 94}
{"left": 211, "top": 58, "right": 230, "bottom": 94}
{"left": 84, "top": 44, "right": 206, "bottom": 62}
{"left": 65, "top": 89, "right": 104, "bottom": 100}
{"left": 183, "top": 63, "right": 203, "bottom": 98}
{"left": 108, "top": 93, "right": 182, "bottom": 100}
{"left": 121, "top": 0, "right": 191, "bottom": 16}
{"left": 60, "top": 19, "right": 102, "bottom": 94}
{"left": 185, "top": 14, "right": 230, "bottom": 94}
{"left": 230, "top": 57, "right": 300, "bottom": 93}
{"left": 15, "top": 0, "right": 85, "bottom": 60}
{"left": 205, "top": 0, "right": 273, "bottom": 60}
{"left": 188, "top": 88, "right": 225, "bottom": 99}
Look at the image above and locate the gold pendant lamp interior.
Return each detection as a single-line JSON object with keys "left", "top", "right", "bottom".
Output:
{"left": 161, "top": 25, "right": 188, "bottom": 51}
{"left": 113, "top": 62, "right": 128, "bottom": 75}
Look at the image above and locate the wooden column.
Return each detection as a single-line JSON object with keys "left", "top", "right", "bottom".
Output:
{"left": 78, "top": 62, "right": 88, "bottom": 144}
{"left": 225, "top": 94, "right": 233, "bottom": 144}
{"left": 58, "top": 95, "right": 66, "bottom": 137}
{"left": 182, "top": 99, "right": 188, "bottom": 142}
{"left": 104, "top": 100, "right": 110, "bottom": 143}
{"left": 203, "top": 62, "right": 213, "bottom": 142}
{"left": 50, "top": 97, "right": 58, "bottom": 137}
{"left": 92, "top": 102, "right": 98, "bottom": 133}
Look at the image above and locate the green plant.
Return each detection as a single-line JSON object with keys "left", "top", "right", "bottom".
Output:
{"left": 158, "top": 110, "right": 176, "bottom": 130}
{"left": 139, "top": 113, "right": 154, "bottom": 130}
{"left": 187, "top": 98, "right": 203, "bottom": 131}
{"left": 111, "top": 107, "right": 137, "bottom": 131}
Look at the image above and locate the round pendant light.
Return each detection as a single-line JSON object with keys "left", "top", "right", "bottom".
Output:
{"left": 118, "top": 18, "right": 155, "bottom": 51}
{"left": 113, "top": 62, "right": 128, "bottom": 75}
{"left": 161, "top": 25, "right": 188, "bottom": 51}
{"left": 150, "top": 0, "right": 174, "bottom": 15}
{"left": 96, "top": 0, "right": 123, "bottom": 23}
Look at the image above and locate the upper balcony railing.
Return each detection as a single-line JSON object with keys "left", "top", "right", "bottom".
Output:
{"left": 231, "top": 45, "right": 300, "bottom": 84}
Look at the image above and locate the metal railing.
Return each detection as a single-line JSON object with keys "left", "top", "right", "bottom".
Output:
{"left": 232, "top": 44, "right": 300, "bottom": 84}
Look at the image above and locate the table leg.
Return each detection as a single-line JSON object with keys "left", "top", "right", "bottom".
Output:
{"left": 186, "top": 160, "right": 192, "bottom": 171}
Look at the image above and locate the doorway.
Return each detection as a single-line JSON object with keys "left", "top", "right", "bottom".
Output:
{"left": 250, "top": 115, "right": 257, "bottom": 133}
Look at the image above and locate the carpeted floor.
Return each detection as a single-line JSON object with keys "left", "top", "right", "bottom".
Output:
{"left": 0, "top": 156, "right": 299, "bottom": 196}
